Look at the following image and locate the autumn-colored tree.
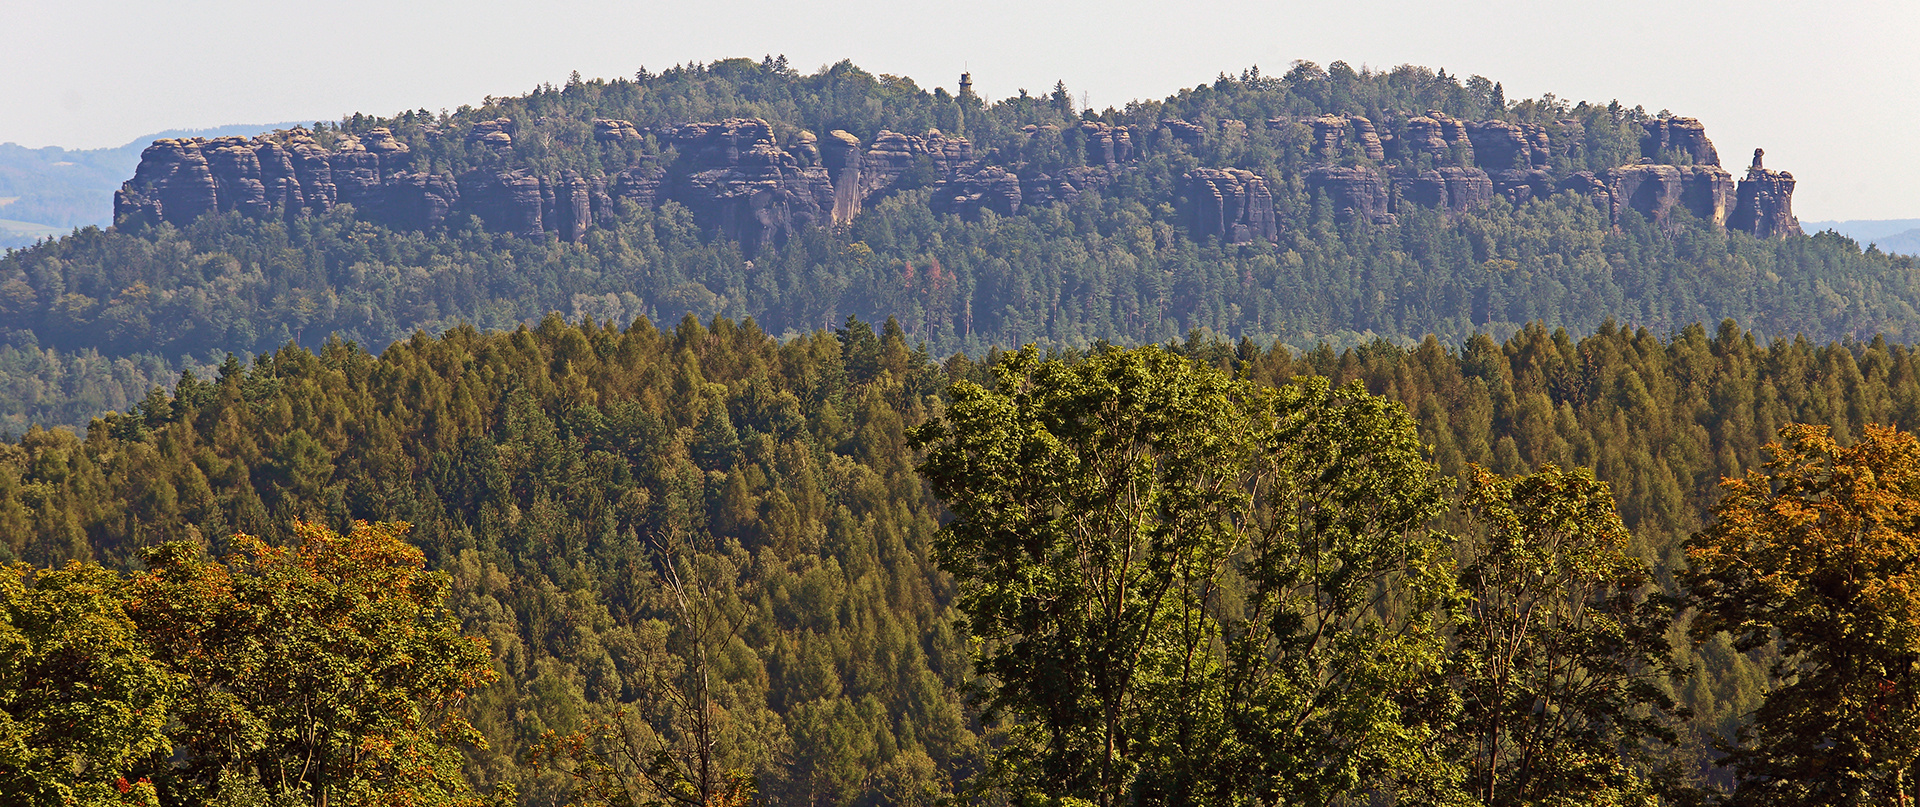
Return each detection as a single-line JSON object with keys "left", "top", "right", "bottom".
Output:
{"left": 126, "top": 520, "right": 503, "bottom": 807}
{"left": 1687, "top": 423, "right": 1920, "bottom": 806}
{"left": 0, "top": 560, "right": 174, "bottom": 807}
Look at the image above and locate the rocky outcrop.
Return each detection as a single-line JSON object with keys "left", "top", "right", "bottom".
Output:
{"left": 930, "top": 164, "right": 1024, "bottom": 219}
{"left": 666, "top": 118, "right": 837, "bottom": 254}
{"left": 593, "top": 118, "right": 641, "bottom": 143}
{"left": 115, "top": 128, "right": 422, "bottom": 227}
{"left": 1161, "top": 119, "right": 1206, "bottom": 147}
{"left": 1727, "top": 149, "right": 1802, "bottom": 239}
{"left": 1641, "top": 117, "right": 1719, "bottom": 166}
{"left": 820, "top": 130, "right": 865, "bottom": 224}
{"left": 467, "top": 118, "right": 515, "bottom": 150}
{"left": 1400, "top": 167, "right": 1494, "bottom": 213}
{"left": 1490, "top": 169, "right": 1558, "bottom": 205}
{"left": 1393, "top": 113, "right": 1474, "bottom": 163}
{"left": 1182, "top": 168, "right": 1278, "bottom": 244}
{"left": 457, "top": 169, "right": 545, "bottom": 237}
{"left": 1602, "top": 163, "right": 1734, "bottom": 228}
{"left": 1308, "top": 115, "right": 1385, "bottom": 162}
{"left": 1465, "top": 120, "right": 1550, "bottom": 170}
{"left": 1079, "top": 122, "right": 1134, "bottom": 166}
{"left": 1307, "top": 165, "right": 1394, "bottom": 224}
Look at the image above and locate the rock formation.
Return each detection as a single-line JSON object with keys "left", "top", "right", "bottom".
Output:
{"left": 1182, "top": 168, "right": 1278, "bottom": 244}
{"left": 1307, "top": 166, "right": 1394, "bottom": 224}
{"left": 930, "top": 164, "right": 1023, "bottom": 219}
{"left": 1393, "top": 113, "right": 1474, "bottom": 163}
{"left": 1490, "top": 169, "right": 1558, "bottom": 205}
{"left": 1079, "top": 122, "right": 1134, "bottom": 166}
{"left": 1161, "top": 119, "right": 1206, "bottom": 147}
{"left": 1727, "top": 148, "right": 1803, "bottom": 239}
{"left": 593, "top": 118, "right": 642, "bottom": 143}
{"left": 112, "top": 105, "right": 1802, "bottom": 250}
{"left": 1307, "top": 115, "right": 1385, "bottom": 162}
{"left": 1602, "top": 163, "right": 1734, "bottom": 228}
{"left": 1400, "top": 167, "right": 1495, "bottom": 213}
{"left": 1641, "top": 117, "right": 1719, "bottom": 166}
{"left": 1465, "top": 120, "right": 1550, "bottom": 170}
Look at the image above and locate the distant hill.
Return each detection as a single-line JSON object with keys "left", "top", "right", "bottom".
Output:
{"left": 0, "top": 121, "right": 309, "bottom": 248}
{"left": 1803, "top": 218, "right": 1920, "bottom": 256}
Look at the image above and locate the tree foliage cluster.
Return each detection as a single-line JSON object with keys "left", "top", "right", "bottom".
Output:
{"left": 1, "top": 519, "right": 500, "bottom": 807}
{"left": 8, "top": 314, "right": 1920, "bottom": 802}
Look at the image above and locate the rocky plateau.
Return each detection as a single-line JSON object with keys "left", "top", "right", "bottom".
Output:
{"left": 114, "top": 106, "right": 1800, "bottom": 252}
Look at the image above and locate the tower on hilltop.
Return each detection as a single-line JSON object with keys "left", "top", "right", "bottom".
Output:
{"left": 958, "top": 72, "right": 973, "bottom": 99}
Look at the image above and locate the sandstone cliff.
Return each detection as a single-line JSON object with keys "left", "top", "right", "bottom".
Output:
{"left": 112, "top": 105, "right": 1801, "bottom": 250}
{"left": 1727, "top": 149, "right": 1803, "bottom": 238}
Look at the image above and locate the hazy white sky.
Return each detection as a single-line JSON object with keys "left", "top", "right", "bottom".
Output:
{"left": 3, "top": 0, "right": 1915, "bottom": 219}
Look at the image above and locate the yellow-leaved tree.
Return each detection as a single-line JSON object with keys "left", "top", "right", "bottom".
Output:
{"left": 1687, "top": 423, "right": 1920, "bottom": 807}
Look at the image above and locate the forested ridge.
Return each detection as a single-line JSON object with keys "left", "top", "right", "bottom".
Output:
{"left": 3, "top": 57, "right": 1916, "bottom": 433}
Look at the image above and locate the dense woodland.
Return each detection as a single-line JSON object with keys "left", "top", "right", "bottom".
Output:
{"left": 6, "top": 58, "right": 1920, "bottom": 806}
{"left": 7, "top": 314, "right": 1920, "bottom": 804}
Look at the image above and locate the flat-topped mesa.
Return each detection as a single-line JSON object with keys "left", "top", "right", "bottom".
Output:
{"left": 1181, "top": 168, "right": 1279, "bottom": 244}
{"left": 1728, "top": 148, "right": 1803, "bottom": 239}
{"left": 115, "top": 127, "right": 422, "bottom": 227}
{"left": 1641, "top": 117, "right": 1719, "bottom": 166}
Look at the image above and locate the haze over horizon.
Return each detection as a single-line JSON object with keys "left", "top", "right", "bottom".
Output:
{"left": 4, "top": 0, "right": 1915, "bottom": 220}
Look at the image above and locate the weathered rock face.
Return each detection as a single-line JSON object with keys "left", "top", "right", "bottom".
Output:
{"left": 1490, "top": 169, "right": 1558, "bottom": 205}
{"left": 1601, "top": 163, "right": 1735, "bottom": 227}
{"left": 1394, "top": 113, "right": 1474, "bottom": 163}
{"left": 1307, "top": 165, "right": 1394, "bottom": 224}
{"left": 593, "top": 118, "right": 641, "bottom": 143}
{"left": 1307, "top": 115, "right": 1385, "bottom": 162}
{"left": 458, "top": 169, "right": 546, "bottom": 237}
{"left": 114, "top": 108, "right": 1803, "bottom": 250}
{"left": 1465, "top": 120, "right": 1550, "bottom": 170}
{"left": 664, "top": 118, "right": 837, "bottom": 254}
{"left": 1161, "top": 119, "right": 1206, "bottom": 147}
{"left": 1641, "top": 117, "right": 1719, "bottom": 166}
{"left": 116, "top": 127, "right": 430, "bottom": 228}
{"left": 820, "top": 130, "right": 865, "bottom": 225}
{"left": 1400, "top": 167, "right": 1495, "bottom": 213}
{"left": 1182, "top": 168, "right": 1278, "bottom": 244}
{"left": 859, "top": 129, "right": 971, "bottom": 199}
{"left": 1728, "top": 149, "right": 1802, "bottom": 239}
{"left": 1079, "top": 122, "right": 1134, "bottom": 166}
{"left": 1558, "top": 171, "right": 1614, "bottom": 211}
{"left": 930, "top": 164, "right": 1024, "bottom": 219}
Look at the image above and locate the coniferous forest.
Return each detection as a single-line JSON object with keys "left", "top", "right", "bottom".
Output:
{"left": 6, "top": 57, "right": 1920, "bottom": 807}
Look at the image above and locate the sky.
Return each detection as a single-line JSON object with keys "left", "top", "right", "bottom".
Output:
{"left": 3, "top": 0, "right": 1915, "bottom": 220}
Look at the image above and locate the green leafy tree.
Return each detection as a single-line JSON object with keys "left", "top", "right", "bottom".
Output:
{"left": 1687, "top": 423, "right": 1920, "bottom": 806}
{"left": 915, "top": 345, "right": 1260, "bottom": 806}
{"left": 0, "top": 560, "right": 174, "bottom": 807}
{"left": 1452, "top": 463, "right": 1685, "bottom": 807}
{"left": 916, "top": 346, "right": 1461, "bottom": 806}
